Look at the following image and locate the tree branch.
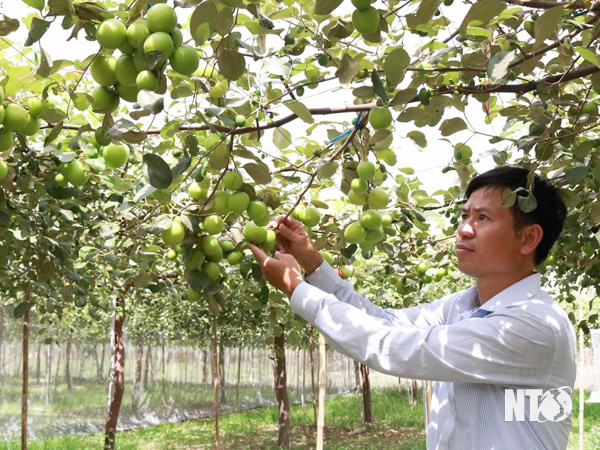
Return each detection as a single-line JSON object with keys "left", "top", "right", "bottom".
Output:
{"left": 437, "top": 64, "right": 600, "bottom": 95}
{"left": 503, "top": 0, "right": 578, "bottom": 9}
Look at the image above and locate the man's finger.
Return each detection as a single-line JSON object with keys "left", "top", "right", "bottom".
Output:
{"left": 278, "top": 224, "right": 302, "bottom": 242}
{"left": 247, "top": 243, "right": 269, "bottom": 265}
{"left": 283, "top": 215, "right": 303, "bottom": 229}
{"left": 269, "top": 215, "right": 287, "bottom": 229}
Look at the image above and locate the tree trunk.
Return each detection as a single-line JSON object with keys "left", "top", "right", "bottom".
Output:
{"left": 309, "top": 330, "right": 317, "bottom": 427}
{"left": 410, "top": 379, "right": 418, "bottom": 407}
{"left": 104, "top": 286, "right": 129, "bottom": 450}
{"left": 274, "top": 332, "right": 290, "bottom": 448}
{"left": 301, "top": 347, "right": 306, "bottom": 417}
{"left": 78, "top": 346, "right": 85, "bottom": 379}
{"left": 354, "top": 360, "right": 361, "bottom": 392}
{"left": 250, "top": 347, "right": 254, "bottom": 384}
{"left": 100, "top": 343, "right": 106, "bottom": 381}
{"left": 236, "top": 346, "right": 242, "bottom": 403}
{"left": 36, "top": 342, "right": 41, "bottom": 384}
{"left": 65, "top": 334, "right": 72, "bottom": 391}
{"left": 106, "top": 314, "right": 115, "bottom": 414}
{"left": 143, "top": 344, "right": 151, "bottom": 391}
{"left": 360, "top": 363, "right": 372, "bottom": 426}
{"left": 45, "top": 344, "right": 52, "bottom": 405}
{"left": 316, "top": 334, "right": 326, "bottom": 450}
{"left": 219, "top": 342, "right": 226, "bottom": 405}
{"left": 54, "top": 347, "right": 61, "bottom": 391}
{"left": 22, "top": 309, "right": 30, "bottom": 450}
{"left": 161, "top": 340, "right": 166, "bottom": 407}
{"left": 93, "top": 345, "right": 101, "bottom": 381}
{"left": 212, "top": 319, "right": 220, "bottom": 450}
{"left": 202, "top": 348, "right": 208, "bottom": 384}
{"left": 132, "top": 341, "right": 143, "bottom": 413}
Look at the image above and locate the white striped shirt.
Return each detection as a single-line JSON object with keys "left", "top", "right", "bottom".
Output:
{"left": 290, "top": 261, "right": 577, "bottom": 450}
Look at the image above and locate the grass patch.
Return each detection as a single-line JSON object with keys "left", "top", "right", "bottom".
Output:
{"left": 1, "top": 386, "right": 599, "bottom": 449}
{"left": 0, "top": 387, "right": 425, "bottom": 449}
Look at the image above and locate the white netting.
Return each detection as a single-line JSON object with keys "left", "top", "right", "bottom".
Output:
{"left": 588, "top": 329, "right": 600, "bottom": 403}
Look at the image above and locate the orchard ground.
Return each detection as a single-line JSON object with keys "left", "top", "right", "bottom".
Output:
{"left": 0, "top": 386, "right": 599, "bottom": 449}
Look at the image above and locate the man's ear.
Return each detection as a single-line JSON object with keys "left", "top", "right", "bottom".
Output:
{"left": 520, "top": 224, "right": 543, "bottom": 256}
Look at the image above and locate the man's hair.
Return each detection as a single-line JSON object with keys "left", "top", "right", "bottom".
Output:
{"left": 465, "top": 166, "right": 567, "bottom": 266}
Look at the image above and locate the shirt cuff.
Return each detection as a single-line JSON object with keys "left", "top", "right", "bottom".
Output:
{"left": 290, "top": 281, "right": 329, "bottom": 324}
{"left": 305, "top": 259, "right": 344, "bottom": 294}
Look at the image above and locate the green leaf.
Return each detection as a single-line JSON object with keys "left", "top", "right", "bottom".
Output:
{"left": 38, "top": 46, "right": 53, "bottom": 78}
{"left": 47, "top": 0, "right": 72, "bottom": 16}
{"left": 564, "top": 166, "right": 589, "bottom": 184}
{"left": 466, "top": 27, "right": 492, "bottom": 38}
{"left": 172, "top": 155, "right": 192, "bottom": 179}
{"left": 25, "top": 18, "right": 51, "bottom": 46}
{"left": 189, "top": 270, "right": 211, "bottom": 291}
{"left": 217, "top": 49, "right": 245, "bottom": 81}
{"left": 273, "top": 128, "right": 292, "bottom": 150}
{"left": 415, "top": 0, "right": 442, "bottom": 25}
{"left": 22, "top": 0, "right": 45, "bottom": 10}
{"left": 243, "top": 162, "right": 272, "bottom": 184}
{"left": 390, "top": 88, "right": 417, "bottom": 106}
{"left": 407, "top": 130, "right": 427, "bottom": 148}
{"left": 209, "top": 143, "right": 229, "bottom": 171}
{"left": 440, "top": 117, "right": 467, "bottom": 136}
{"left": 534, "top": 6, "right": 564, "bottom": 45}
{"left": 314, "top": 0, "right": 343, "bottom": 15}
{"left": 284, "top": 100, "right": 314, "bottom": 123}
{"left": 161, "top": 120, "right": 181, "bottom": 139}
{"left": 190, "top": 1, "right": 219, "bottom": 36}
{"left": 14, "top": 302, "right": 34, "bottom": 319}
{"left": 376, "top": 149, "right": 397, "bottom": 166}
{"left": 45, "top": 183, "right": 80, "bottom": 200}
{"left": 368, "top": 129, "right": 392, "bottom": 146}
{"left": 137, "top": 90, "right": 164, "bottom": 114}
{"left": 191, "top": 22, "right": 210, "bottom": 46}
{"left": 317, "top": 161, "right": 338, "bottom": 180}
{"left": 458, "top": 0, "right": 506, "bottom": 37}
{"left": 486, "top": 50, "right": 516, "bottom": 81}
{"left": 501, "top": 188, "right": 517, "bottom": 207}
{"left": 44, "top": 121, "right": 63, "bottom": 145}
{"left": 0, "top": 13, "right": 19, "bottom": 36}
{"left": 371, "top": 70, "right": 389, "bottom": 102}
{"left": 575, "top": 47, "right": 600, "bottom": 69}
{"left": 171, "top": 85, "right": 194, "bottom": 99}
{"left": 40, "top": 108, "right": 66, "bottom": 123}
{"left": 108, "top": 118, "right": 136, "bottom": 136}
{"left": 143, "top": 154, "right": 173, "bottom": 189}
{"left": 336, "top": 54, "right": 359, "bottom": 88}
{"left": 517, "top": 193, "right": 537, "bottom": 213}
{"left": 383, "top": 47, "right": 410, "bottom": 86}
{"left": 72, "top": 3, "right": 106, "bottom": 21}
{"left": 133, "top": 272, "right": 152, "bottom": 288}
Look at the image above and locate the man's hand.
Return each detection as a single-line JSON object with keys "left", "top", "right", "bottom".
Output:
{"left": 247, "top": 243, "right": 304, "bottom": 298}
{"left": 269, "top": 215, "right": 323, "bottom": 275}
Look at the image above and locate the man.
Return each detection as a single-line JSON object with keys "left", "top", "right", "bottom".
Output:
{"left": 248, "top": 166, "right": 577, "bottom": 450}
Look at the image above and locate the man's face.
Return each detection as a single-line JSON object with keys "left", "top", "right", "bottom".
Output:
{"left": 455, "top": 187, "right": 527, "bottom": 280}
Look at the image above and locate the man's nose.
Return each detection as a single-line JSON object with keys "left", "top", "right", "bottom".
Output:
{"left": 457, "top": 220, "right": 475, "bottom": 238}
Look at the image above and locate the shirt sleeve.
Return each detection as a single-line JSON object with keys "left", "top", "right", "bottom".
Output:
{"left": 304, "top": 259, "right": 449, "bottom": 327}
{"left": 290, "top": 282, "right": 555, "bottom": 385}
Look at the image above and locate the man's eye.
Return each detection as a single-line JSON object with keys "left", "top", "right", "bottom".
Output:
{"left": 479, "top": 215, "right": 487, "bottom": 220}
{"left": 461, "top": 214, "right": 468, "bottom": 221}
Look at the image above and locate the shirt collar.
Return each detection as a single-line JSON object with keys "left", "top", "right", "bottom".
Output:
{"left": 456, "top": 273, "right": 542, "bottom": 316}
{"left": 480, "top": 273, "right": 542, "bottom": 312}
{"left": 457, "top": 285, "right": 480, "bottom": 315}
